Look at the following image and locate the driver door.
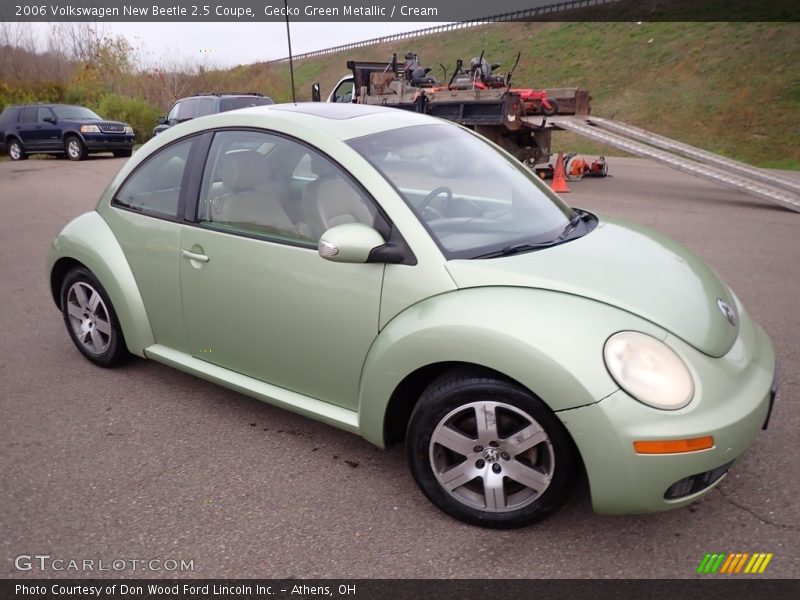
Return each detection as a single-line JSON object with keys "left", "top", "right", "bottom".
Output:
{"left": 179, "top": 129, "right": 386, "bottom": 410}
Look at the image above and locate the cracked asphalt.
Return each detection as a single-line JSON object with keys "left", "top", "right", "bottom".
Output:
{"left": 1, "top": 154, "right": 798, "bottom": 579}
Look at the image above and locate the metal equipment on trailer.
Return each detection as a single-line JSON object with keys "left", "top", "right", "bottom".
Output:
{"left": 315, "top": 54, "right": 800, "bottom": 213}
{"left": 321, "top": 56, "right": 592, "bottom": 169}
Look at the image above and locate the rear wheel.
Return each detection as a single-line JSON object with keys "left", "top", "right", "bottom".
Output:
{"left": 60, "top": 267, "right": 129, "bottom": 367}
{"left": 65, "top": 135, "right": 87, "bottom": 161}
{"left": 8, "top": 138, "right": 26, "bottom": 161}
{"left": 406, "top": 370, "right": 578, "bottom": 528}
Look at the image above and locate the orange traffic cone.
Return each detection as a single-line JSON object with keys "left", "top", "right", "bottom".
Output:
{"left": 551, "top": 152, "right": 571, "bottom": 193}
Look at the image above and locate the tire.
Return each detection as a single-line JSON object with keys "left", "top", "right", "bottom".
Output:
{"left": 60, "top": 267, "right": 129, "bottom": 367}
{"left": 113, "top": 149, "right": 132, "bottom": 158}
{"left": 565, "top": 155, "right": 584, "bottom": 182}
{"left": 541, "top": 98, "right": 559, "bottom": 116}
{"left": 65, "top": 135, "right": 87, "bottom": 161}
{"left": 7, "top": 138, "right": 26, "bottom": 161}
{"left": 406, "top": 369, "right": 577, "bottom": 528}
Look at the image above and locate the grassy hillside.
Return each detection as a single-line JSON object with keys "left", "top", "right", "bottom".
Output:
{"left": 261, "top": 21, "right": 799, "bottom": 169}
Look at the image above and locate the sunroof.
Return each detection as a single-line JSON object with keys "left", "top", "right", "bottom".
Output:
{"left": 270, "top": 102, "right": 389, "bottom": 120}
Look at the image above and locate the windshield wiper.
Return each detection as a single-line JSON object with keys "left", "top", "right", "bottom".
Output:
{"left": 557, "top": 212, "right": 584, "bottom": 241}
{"left": 474, "top": 211, "right": 588, "bottom": 259}
{"left": 474, "top": 241, "right": 556, "bottom": 259}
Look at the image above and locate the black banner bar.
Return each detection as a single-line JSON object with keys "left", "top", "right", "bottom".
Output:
{"left": 2, "top": 579, "right": 800, "bottom": 600}
{"left": 1, "top": 0, "right": 798, "bottom": 23}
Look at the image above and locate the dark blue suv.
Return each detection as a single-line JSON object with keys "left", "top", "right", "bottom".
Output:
{"left": 0, "top": 104, "right": 134, "bottom": 161}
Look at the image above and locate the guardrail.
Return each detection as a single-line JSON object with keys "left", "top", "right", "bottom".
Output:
{"left": 270, "top": 0, "right": 619, "bottom": 62}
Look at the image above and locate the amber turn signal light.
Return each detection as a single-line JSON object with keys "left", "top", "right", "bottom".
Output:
{"left": 633, "top": 436, "right": 715, "bottom": 454}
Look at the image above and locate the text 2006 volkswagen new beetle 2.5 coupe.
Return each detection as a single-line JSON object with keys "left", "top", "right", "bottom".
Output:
{"left": 47, "top": 103, "right": 778, "bottom": 528}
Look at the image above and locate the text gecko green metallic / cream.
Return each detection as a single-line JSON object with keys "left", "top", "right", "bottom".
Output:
{"left": 47, "top": 103, "right": 777, "bottom": 528}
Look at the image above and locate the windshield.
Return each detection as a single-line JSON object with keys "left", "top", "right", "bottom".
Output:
{"left": 52, "top": 106, "right": 102, "bottom": 120}
{"left": 348, "top": 124, "right": 575, "bottom": 259}
{"left": 220, "top": 96, "right": 274, "bottom": 111}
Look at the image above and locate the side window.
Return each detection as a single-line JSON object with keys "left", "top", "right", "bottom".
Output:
{"left": 177, "top": 99, "right": 198, "bottom": 121}
{"left": 113, "top": 139, "right": 192, "bottom": 218}
{"left": 197, "top": 130, "right": 379, "bottom": 244}
{"left": 196, "top": 97, "right": 215, "bottom": 117}
{"left": 37, "top": 107, "right": 54, "bottom": 123}
{"left": 21, "top": 107, "right": 37, "bottom": 123}
{"left": 332, "top": 81, "right": 354, "bottom": 103}
{"left": 167, "top": 102, "right": 182, "bottom": 123}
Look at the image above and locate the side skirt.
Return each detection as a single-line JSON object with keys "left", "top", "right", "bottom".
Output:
{"left": 144, "top": 344, "right": 360, "bottom": 434}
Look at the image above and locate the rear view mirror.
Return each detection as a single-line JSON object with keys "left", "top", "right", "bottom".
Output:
{"left": 311, "top": 83, "right": 321, "bottom": 103}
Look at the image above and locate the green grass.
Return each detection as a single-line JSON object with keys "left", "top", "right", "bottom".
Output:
{"left": 251, "top": 21, "right": 800, "bottom": 169}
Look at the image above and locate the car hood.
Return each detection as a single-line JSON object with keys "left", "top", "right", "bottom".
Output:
{"left": 445, "top": 214, "right": 739, "bottom": 358}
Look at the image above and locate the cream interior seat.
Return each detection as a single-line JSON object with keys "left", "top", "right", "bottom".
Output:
{"left": 301, "top": 154, "right": 376, "bottom": 240}
{"left": 214, "top": 150, "right": 298, "bottom": 237}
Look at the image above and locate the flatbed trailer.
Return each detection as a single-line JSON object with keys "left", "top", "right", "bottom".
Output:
{"left": 336, "top": 59, "right": 591, "bottom": 167}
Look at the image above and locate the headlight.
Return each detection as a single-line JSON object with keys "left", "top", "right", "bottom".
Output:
{"left": 80, "top": 125, "right": 100, "bottom": 133}
{"left": 604, "top": 331, "right": 694, "bottom": 410}
{"left": 124, "top": 125, "right": 134, "bottom": 135}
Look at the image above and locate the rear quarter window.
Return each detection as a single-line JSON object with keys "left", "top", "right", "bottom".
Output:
{"left": 112, "top": 139, "right": 192, "bottom": 218}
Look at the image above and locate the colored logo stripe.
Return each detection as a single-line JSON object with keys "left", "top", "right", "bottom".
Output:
{"left": 697, "top": 552, "right": 773, "bottom": 574}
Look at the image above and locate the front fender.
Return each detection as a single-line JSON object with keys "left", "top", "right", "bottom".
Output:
{"left": 47, "top": 211, "right": 154, "bottom": 356}
{"left": 358, "top": 287, "right": 666, "bottom": 447}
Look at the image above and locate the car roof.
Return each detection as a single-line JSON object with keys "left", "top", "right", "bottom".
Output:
{"left": 5, "top": 103, "right": 89, "bottom": 109}
{"left": 231, "top": 102, "right": 444, "bottom": 141}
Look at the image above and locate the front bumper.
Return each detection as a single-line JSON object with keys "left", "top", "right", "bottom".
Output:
{"left": 82, "top": 134, "right": 134, "bottom": 152}
{"left": 558, "top": 321, "right": 776, "bottom": 514}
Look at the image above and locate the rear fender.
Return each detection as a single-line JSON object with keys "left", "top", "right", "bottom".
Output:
{"left": 47, "top": 211, "right": 154, "bottom": 356}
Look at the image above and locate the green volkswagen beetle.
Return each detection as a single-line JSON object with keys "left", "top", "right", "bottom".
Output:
{"left": 47, "top": 103, "right": 777, "bottom": 528}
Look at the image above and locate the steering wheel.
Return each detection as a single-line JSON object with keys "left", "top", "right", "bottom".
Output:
{"left": 418, "top": 186, "right": 453, "bottom": 221}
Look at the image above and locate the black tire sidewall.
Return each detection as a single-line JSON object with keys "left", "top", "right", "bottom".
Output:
{"left": 407, "top": 376, "right": 577, "bottom": 528}
{"left": 542, "top": 99, "right": 559, "bottom": 116}
{"left": 60, "top": 267, "right": 127, "bottom": 367}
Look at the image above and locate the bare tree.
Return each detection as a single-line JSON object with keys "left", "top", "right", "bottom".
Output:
{"left": 50, "top": 22, "right": 105, "bottom": 63}
{"left": 0, "top": 22, "right": 39, "bottom": 80}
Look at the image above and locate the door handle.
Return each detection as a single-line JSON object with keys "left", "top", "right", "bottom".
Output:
{"left": 180, "top": 249, "right": 209, "bottom": 262}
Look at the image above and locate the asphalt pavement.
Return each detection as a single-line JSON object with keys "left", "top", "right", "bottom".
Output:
{"left": 1, "top": 154, "right": 798, "bottom": 579}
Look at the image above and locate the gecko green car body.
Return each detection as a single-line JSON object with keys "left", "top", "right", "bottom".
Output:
{"left": 48, "top": 103, "right": 776, "bottom": 524}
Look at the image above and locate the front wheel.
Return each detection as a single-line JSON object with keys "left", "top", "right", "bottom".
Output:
{"left": 7, "top": 138, "right": 26, "bottom": 160}
{"left": 60, "top": 267, "right": 129, "bottom": 367}
{"left": 407, "top": 370, "right": 578, "bottom": 528}
{"left": 65, "top": 135, "right": 87, "bottom": 161}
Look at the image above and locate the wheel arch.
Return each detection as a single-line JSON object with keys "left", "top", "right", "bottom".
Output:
{"left": 62, "top": 129, "right": 85, "bottom": 143}
{"left": 357, "top": 287, "right": 662, "bottom": 448}
{"left": 48, "top": 211, "right": 155, "bottom": 356}
{"left": 382, "top": 361, "right": 528, "bottom": 448}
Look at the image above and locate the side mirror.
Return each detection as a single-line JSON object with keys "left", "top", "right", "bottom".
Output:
{"left": 43, "top": 117, "right": 56, "bottom": 124}
{"left": 318, "top": 223, "right": 385, "bottom": 263}
{"left": 157, "top": 116, "right": 166, "bottom": 125}
{"left": 311, "top": 83, "right": 321, "bottom": 103}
